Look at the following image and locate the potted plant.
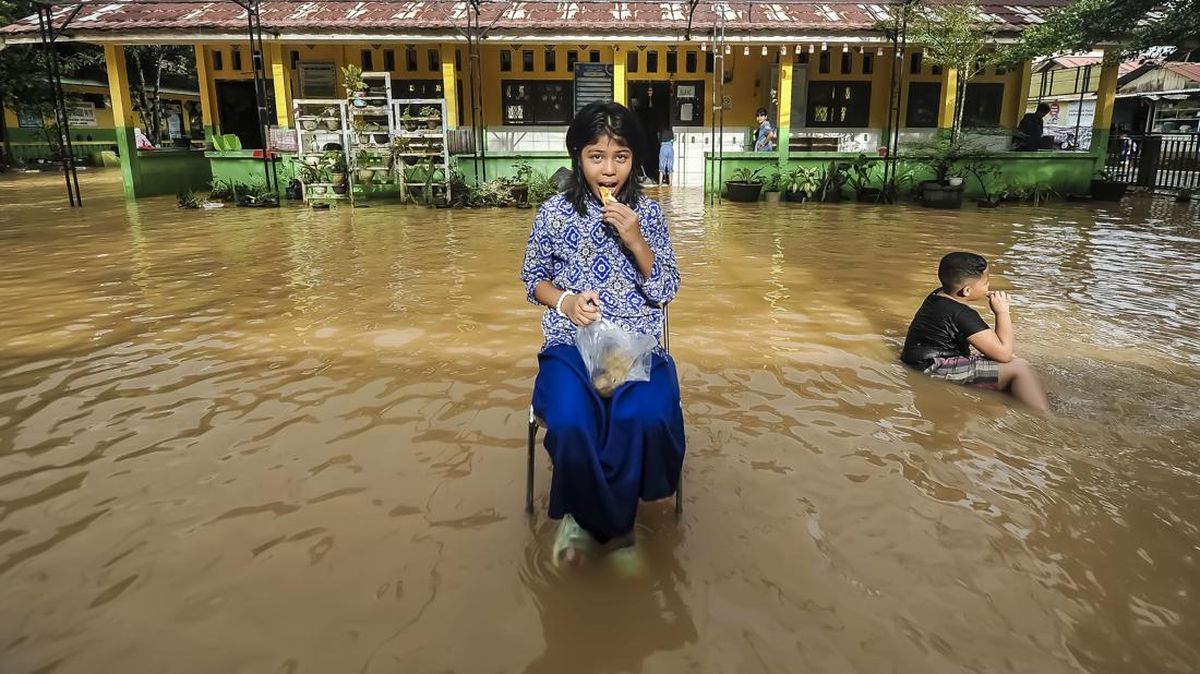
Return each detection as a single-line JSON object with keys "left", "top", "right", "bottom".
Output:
{"left": 355, "top": 150, "right": 376, "bottom": 183}
{"left": 509, "top": 160, "right": 536, "bottom": 206}
{"left": 1090, "top": 169, "right": 1128, "bottom": 202}
{"left": 725, "top": 167, "right": 765, "bottom": 202}
{"left": 321, "top": 106, "right": 341, "bottom": 132}
{"left": 322, "top": 150, "right": 347, "bottom": 192}
{"left": 419, "top": 105, "right": 442, "bottom": 130}
{"left": 909, "top": 135, "right": 985, "bottom": 209}
{"left": 762, "top": 169, "right": 783, "bottom": 203}
{"left": 351, "top": 116, "right": 369, "bottom": 144}
{"left": 820, "top": 161, "right": 848, "bottom": 202}
{"left": 958, "top": 160, "right": 1003, "bottom": 208}
{"left": 782, "top": 165, "right": 820, "bottom": 202}
{"left": 847, "top": 154, "right": 883, "bottom": 202}
{"left": 400, "top": 107, "right": 420, "bottom": 132}
{"left": 342, "top": 64, "right": 367, "bottom": 102}
{"left": 299, "top": 116, "right": 318, "bottom": 131}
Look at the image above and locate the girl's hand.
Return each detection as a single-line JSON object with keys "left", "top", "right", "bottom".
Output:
{"left": 601, "top": 201, "right": 647, "bottom": 252}
{"left": 565, "top": 290, "right": 601, "bottom": 326}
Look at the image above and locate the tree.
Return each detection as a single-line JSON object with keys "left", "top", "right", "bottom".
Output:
{"left": 126, "top": 46, "right": 195, "bottom": 144}
{"left": 908, "top": 0, "right": 1007, "bottom": 140}
{"left": 1016, "top": 0, "right": 1200, "bottom": 61}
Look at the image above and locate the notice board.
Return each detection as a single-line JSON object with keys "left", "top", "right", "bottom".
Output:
{"left": 573, "top": 63, "right": 614, "bottom": 114}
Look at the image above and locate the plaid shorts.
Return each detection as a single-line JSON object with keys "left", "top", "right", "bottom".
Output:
{"left": 923, "top": 355, "right": 1000, "bottom": 389}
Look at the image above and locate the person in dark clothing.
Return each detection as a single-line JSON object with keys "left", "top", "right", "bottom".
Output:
{"left": 1015, "top": 103, "right": 1051, "bottom": 151}
{"left": 901, "top": 252, "right": 1049, "bottom": 411}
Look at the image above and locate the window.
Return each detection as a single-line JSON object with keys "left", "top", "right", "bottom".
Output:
{"left": 686, "top": 51, "right": 697, "bottom": 73}
{"left": 231, "top": 49, "right": 242, "bottom": 71}
{"left": 212, "top": 50, "right": 224, "bottom": 71}
{"left": 806, "top": 81, "right": 871, "bottom": 127}
{"left": 647, "top": 51, "right": 659, "bottom": 73}
{"left": 961, "top": 82, "right": 1004, "bottom": 127}
{"left": 666, "top": 51, "right": 678, "bottom": 73}
{"left": 589, "top": 50, "right": 600, "bottom": 63}
{"left": 819, "top": 51, "right": 830, "bottom": 74}
{"left": 406, "top": 47, "right": 418, "bottom": 71}
{"left": 931, "top": 65, "right": 943, "bottom": 75}
{"left": 910, "top": 52, "right": 923, "bottom": 74}
{"left": 500, "top": 50, "right": 512, "bottom": 72}
{"left": 393, "top": 80, "right": 444, "bottom": 99}
{"left": 290, "top": 50, "right": 300, "bottom": 68}
{"left": 545, "top": 49, "right": 556, "bottom": 72}
{"left": 905, "top": 82, "right": 941, "bottom": 127}
{"left": 705, "top": 51, "right": 714, "bottom": 73}
{"left": 627, "top": 50, "right": 639, "bottom": 73}
{"left": 567, "top": 50, "right": 578, "bottom": 72}
{"left": 384, "top": 49, "right": 396, "bottom": 71}
{"left": 429, "top": 49, "right": 440, "bottom": 71}
{"left": 361, "top": 50, "right": 374, "bottom": 71}
{"left": 862, "top": 53, "right": 874, "bottom": 75}
{"left": 503, "top": 80, "right": 574, "bottom": 124}
{"left": 797, "top": 51, "right": 809, "bottom": 64}
{"left": 456, "top": 49, "right": 462, "bottom": 71}
{"left": 522, "top": 50, "right": 534, "bottom": 72}
{"left": 840, "top": 51, "right": 853, "bottom": 74}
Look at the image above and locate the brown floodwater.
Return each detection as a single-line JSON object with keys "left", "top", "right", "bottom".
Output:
{"left": 1, "top": 170, "right": 1198, "bottom": 673}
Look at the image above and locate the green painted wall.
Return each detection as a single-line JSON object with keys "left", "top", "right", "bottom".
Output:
{"left": 208, "top": 152, "right": 296, "bottom": 195}
{"left": 134, "top": 149, "right": 213, "bottom": 197}
{"left": 457, "top": 152, "right": 570, "bottom": 185}
{"left": 5, "top": 126, "right": 119, "bottom": 164}
{"left": 706, "top": 151, "right": 1099, "bottom": 198}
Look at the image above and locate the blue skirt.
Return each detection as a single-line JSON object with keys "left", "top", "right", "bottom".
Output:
{"left": 532, "top": 344, "right": 686, "bottom": 542}
{"left": 658, "top": 142, "right": 674, "bottom": 174}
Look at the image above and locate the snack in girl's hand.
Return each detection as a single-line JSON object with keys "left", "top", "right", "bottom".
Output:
{"left": 599, "top": 186, "right": 616, "bottom": 204}
{"left": 575, "top": 318, "right": 657, "bottom": 398}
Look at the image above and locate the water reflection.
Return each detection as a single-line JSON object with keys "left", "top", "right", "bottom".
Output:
{"left": 1, "top": 171, "right": 1198, "bottom": 672}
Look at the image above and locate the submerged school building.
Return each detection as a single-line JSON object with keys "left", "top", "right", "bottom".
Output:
{"left": 0, "top": 0, "right": 1117, "bottom": 199}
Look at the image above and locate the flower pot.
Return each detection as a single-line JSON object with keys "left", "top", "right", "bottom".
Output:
{"left": 352, "top": 97, "right": 368, "bottom": 108}
{"left": 403, "top": 121, "right": 420, "bottom": 132}
{"left": 300, "top": 119, "right": 318, "bottom": 131}
{"left": 426, "top": 119, "right": 440, "bottom": 130}
{"left": 855, "top": 188, "right": 883, "bottom": 203}
{"left": 785, "top": 190, "right": 808, "bottom": 203}
{"left": 332, "top": 172, "right": 347, "bottom": 187}
{"left": 510, "top": 185, "right": 530, "bottom": 205}
{"left": 725, "top": 181, "right": 763, "bottom": 202}
{"left": 323, "top": 119, "right": 341, "bottom": 132}
{"left": 1089, "top": 179, "right": 1128, "bottom": 202}
{"left": 763, "top": 190, "right": 782, "bottom": 203}
{"left": 311, "top": 185, "right": 327, "bottom": 195}
{"left": 948, "top": 177, "right": 964, "bottom": 187}
{"left": 332, "top": 184, "right": 348, "bottom": 195}
{"left": 920, "top": 181, "right": 963, "bottom": 209}
{"left": 356, "top": 168, "right": 375, "bottom": 183}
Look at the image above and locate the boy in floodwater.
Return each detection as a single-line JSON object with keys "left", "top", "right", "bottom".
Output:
{"left": 901, "top": 252, "right": 1050, "bottom": 412}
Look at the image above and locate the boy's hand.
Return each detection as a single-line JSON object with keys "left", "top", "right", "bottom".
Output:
{"left": 565, "top": 290, "right": 601, "bottom": 327}
{"left": 988, "top": 291, "right": 1012, "bottom": 315}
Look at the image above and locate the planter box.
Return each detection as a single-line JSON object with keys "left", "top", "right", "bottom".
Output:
{"left": 764, "top": 190, "right": 782, "bottom": 203}
{"left": 726, "top": 182, "right": 763, "bottom": 202}
{"left": 920, "top": 181, "right": 963, "bottom": 209}
{"left": 1090, "top": 179, "right": 1128, "bottom": 202}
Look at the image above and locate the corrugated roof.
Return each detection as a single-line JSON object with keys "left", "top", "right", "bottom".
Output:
{"left": 0, "top": 1, "right": 1074, "bottom": 39}
{"left": 1162, "top": 62, "right": 1200, "bottom": 83}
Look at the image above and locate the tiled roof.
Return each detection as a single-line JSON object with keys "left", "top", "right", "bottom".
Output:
{"left": 1, "top": 1, "right": 1074, "bottom": 39}
{"left": 1162, "top": 62, "right": 1200, "bottom": 83}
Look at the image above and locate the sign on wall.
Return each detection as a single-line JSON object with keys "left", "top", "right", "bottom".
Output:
{"left": 573, "top": 63, "right": 613, "bottom": 115}
{"left": 66, "top": 102, "right": 98, "bottom": 128}
{"left": 298, "top": 62, "right": 337, "bottom": 98}
{"left": 17, "top": 108, "right": 43, "bottom": 128}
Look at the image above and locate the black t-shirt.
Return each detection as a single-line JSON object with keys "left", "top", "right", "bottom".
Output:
{"left": 901, "top": 291, "right": 990, "bottom": 368}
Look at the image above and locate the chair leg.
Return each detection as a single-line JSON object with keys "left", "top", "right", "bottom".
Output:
{"left": 526, "top": 419, "right": 537, "bottom": 514}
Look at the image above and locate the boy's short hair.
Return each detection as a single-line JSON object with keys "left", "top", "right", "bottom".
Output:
{"left": 756, "top": 107, "right": 768, "bottom": 117}
{"left": 1036, "top": 102, "right": 1052, "bottom": 114}
{"left": 938, "top": 252, "right": 988, "bottom": 290}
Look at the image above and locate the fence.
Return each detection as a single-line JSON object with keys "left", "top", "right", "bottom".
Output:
{"left": 1106, "top": 133, "right": 1200, "bottom": 190}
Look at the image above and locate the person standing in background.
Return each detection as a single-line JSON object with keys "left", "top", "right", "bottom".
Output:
{"left": 658, "top": 125, "right": 674, "bottom": 186}
{"left": 754, "top": 107, "right": 776, "bottom": 152}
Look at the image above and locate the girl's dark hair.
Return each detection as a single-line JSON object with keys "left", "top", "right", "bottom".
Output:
{"left": 563, "top": 101, "right": 646, "bottom": 216}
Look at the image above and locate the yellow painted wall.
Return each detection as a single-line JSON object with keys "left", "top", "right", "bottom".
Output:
{"left": 1029, "top": 65, "right": 1103, "bottom": 99}
{"left": 2, "top": 83, "right": 197, "bottom": 133}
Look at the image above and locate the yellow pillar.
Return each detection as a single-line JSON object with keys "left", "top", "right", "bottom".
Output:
{"left": 613, "top": 46, "right": 627, "bottom": 106}
{"left": 103, "top": 44, "right": 139, "bottom": 198}
{"left": 441, "top": 44, "right": 458, "bottom": 129}
{"left": 1009, "top": 60, "right": 1033, "bottom": 128}
{"left": 268, "top": 42, "right": 291, "bottom": 127}
{"left": 776, "top": 56, "right": 792, "bottom": 160}
{"left": 938, "top": 67, "right": 958, "bottom": 129}
{"left": 1093, "top": 55, "right": 1119, "bottom": 132}
{"left": 194, "top": 45, "right": 218, "bottom": 142}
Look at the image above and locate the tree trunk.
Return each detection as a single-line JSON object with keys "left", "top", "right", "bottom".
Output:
{"left": 130, "top": 49, "right": 148, "bottom": 139}
{"left": 152, "top": 51, "right": 164, "bottom": 143}
{"left": 952, "top": 77, "right": 967, "bottom": 142}
{"left": 0, "top": 85, "right": 12, "bottom": 165}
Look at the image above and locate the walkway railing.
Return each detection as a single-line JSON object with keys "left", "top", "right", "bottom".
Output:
{"left": 1106, "top": 133, "right": 1200, "bottom": 191}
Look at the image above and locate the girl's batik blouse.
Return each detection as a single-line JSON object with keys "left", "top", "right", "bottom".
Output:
{"left": 521, "top": 192, "right": 680, "bottom": 351}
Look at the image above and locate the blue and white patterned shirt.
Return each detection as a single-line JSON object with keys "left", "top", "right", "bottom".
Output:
{"left": 521, "top": 192, "right": 681, "bottom": 351}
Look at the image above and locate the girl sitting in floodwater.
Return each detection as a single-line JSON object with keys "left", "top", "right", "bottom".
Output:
{"left": 520, "top": 102, "right": 684, "bottom": 565}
